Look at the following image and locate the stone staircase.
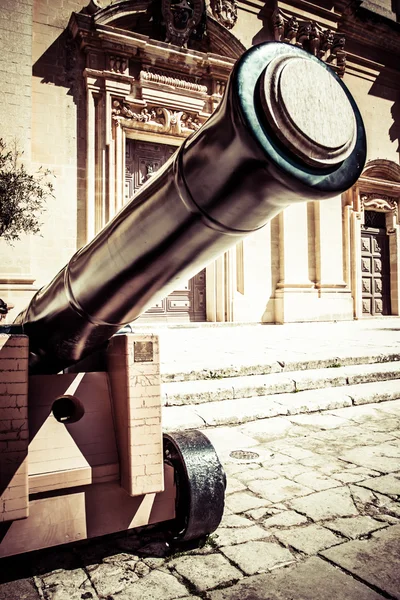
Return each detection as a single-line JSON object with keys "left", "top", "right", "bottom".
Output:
{"left": 162, "top": 353, "right": 400, "bottom": 432}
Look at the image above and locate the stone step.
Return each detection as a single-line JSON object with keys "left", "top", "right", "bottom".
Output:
{"left": 160, "top": 351, "right": 400, "bottom": 383}
{"left": 162, "top": 379, "right": 400, "bottom": 431}
{"left": 162, "top": 361, "right": 400, "bottom": 406}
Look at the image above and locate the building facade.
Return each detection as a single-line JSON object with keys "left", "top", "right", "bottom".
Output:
{"left": 0, "top": 0, "right": 399, "bottom": 324}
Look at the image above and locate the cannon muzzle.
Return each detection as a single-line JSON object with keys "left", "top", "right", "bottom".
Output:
{"left": 16, "top": 42, "right": 366, "bottom": 374}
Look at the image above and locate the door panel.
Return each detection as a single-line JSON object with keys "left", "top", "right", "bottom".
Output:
{"left": 125, "top": 139, "right": 206, "bottom": 322}
{"left": 361, "top": 218, "right": 390, "bottom": 316}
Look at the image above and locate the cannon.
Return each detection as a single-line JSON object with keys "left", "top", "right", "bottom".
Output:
{"left": 0, "top": 42, "right": 366, "bottom": 557}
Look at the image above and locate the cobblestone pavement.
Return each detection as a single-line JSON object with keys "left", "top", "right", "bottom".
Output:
{"left": 1, "top": 399, "right": 400, "bottom": 600}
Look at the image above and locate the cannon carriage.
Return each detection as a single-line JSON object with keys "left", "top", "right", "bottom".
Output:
{"left": 0, "top": 42, "right": 366, "bottom": 557}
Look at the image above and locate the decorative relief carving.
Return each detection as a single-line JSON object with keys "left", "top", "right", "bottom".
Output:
{"left": 362, "top": 299, "right": 370, "bottom": 313}
{"left": 112, "top": 100, "right": 204, "bottom": 136}
{"left": 108, "top": 55, "right": 128, "bottom": 74}
{"left": 140, "top": 70, "right": 207, "bottom": 94}
{"left": 271, "top": 8, "right": 347, "bottom": 77}
{"left": 360, "top": 193, "right": 398, "bottom": 215}
{"left": 361, "top": 258, "right": 370, "bottom": 272}
{"left": 161, "top": 0, "right": 206, "bottom": 47}
{"left": 213, "top": 80, "right": 226, "bottom": 96}
{"left": 362, "top": 279, "right": 370, "bottom": 293}
{"left": 210, "top": 0, "right": 238, "bottom": 30}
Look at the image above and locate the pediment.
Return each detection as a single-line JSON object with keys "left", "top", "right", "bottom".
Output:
{"left": 82, "top": 0, "right": 245, "bottom": 59}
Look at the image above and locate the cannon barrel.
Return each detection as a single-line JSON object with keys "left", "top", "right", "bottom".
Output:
{"left": 16, "top": 42, "right": 366, "bottom": 374}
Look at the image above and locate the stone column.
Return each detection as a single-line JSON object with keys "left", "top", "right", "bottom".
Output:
{"left": 275, "top": 202, "right": 314, "bottom": 323}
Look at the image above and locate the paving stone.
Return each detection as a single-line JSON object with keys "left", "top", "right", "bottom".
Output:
{"left": 219, "top": 514, "right": 254, "bottom": 528}
{"left": 321, "top": 524, "right": 400, "bottom": 599}
{"left": 325, "top": 516, "right": 388, "bottom": 538}
{"left": 112, "top": 569, "right": 188, "bottom": 600}
{"left": 198, "top": 427, "right": 259, "bottom": 455}
{"left": 239, "top": 417, "right": 302, "bottom": 442}
{"left": 377, "top": 399, "right": 400, "bottom": 415}
{"left": 225, "top": 476, "right": 247, "bottom": 494}
{"left": 221, "top": 540, "right": 294, "bottom": 575}
{"left": 268, "top": 445, "right": 316, "bottom": 460}
{"left": 40, "top": 568, "right": 88, "bottom": 591}
{"left": 207, "top": 555, "right": 386, "bottom": 600}
{"left": 0, "top": 579, "right": 40, "bottom": 600}
{"left": 359, "top": 474, "right": 400, "bottom": 496}
{"left": 225, "top": 491, "right": 269, "bottom": 513}
{"left": 223, "top": 462, "right": 260, "bottom": 476}
{"left": 212, "top": 524, "right": 269, "bottom": 547}
{"left": 274, "top": 524, "right": 342, "bottom": 554}
{"left": 289, "top": 487, "right": 358, "bottom": 520}
{"left": 262, "top": 510, "right": 309, "bottom": 529}
{"left": 291, "top": 471, "right": 342, "bottom": 491}
{"left": 339, "top": 444, "right": 400, "bottom": 473}
{"left": 362, "top": 417, "right": 400, "bottom": 433}
{"left": 247, "top": 477, "right": 313, "bottom": 503}
{"left": 245, "top": 507, "right": 276, "bottom": 520}
{"left": 162, "top": 406, "right": 206, "bottom": 432}
{"left": 268, "top": 462, "right": 308, "bottom": 478}
{"left": 288, "top": 412, "right": 350, "bottom": 429}
{"left": 235, "top": 467, "right": 278, "bottom": 483}
{"left": 170, "top": 553, "right": 242, "bottom": 592}
{"left": 87, "top": 562, "right": 138, "bottom": 597}
{"left": 330, "top": 403, "right": 396, "bottom": 423}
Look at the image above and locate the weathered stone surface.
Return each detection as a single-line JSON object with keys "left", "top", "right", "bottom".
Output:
{"left": 170, "top": 554, "right": 242, "bottom": 592}
{"left": 348, "top": 380, "right": 400, "bottom": 405}
{"left": 239, "top": 417, "right": 301, "bottom": 442}
{"left": 87, "top": 562, "right": 138, "bottom": 597}
{"left": 112, "top": 569, "right": 188, "bottom": 600}
{"left": 219, "top": 514, "right": 254, "bottom": 528}
{"left": 269, "top": 462, "right": 308, "bottom": 478}
{"left": 262, "top": 510, "right": 308, "bottom": 529}
{"left": 225, "top": 476, "right": 247, "bottom": 494}
{"left": 221, "top": 540, "right": 294, "bottom": 575}
{"left": 359, "top": 474, "right": 400, "bottom": 496}
{"left": 207, "top": 556, "right": 386, "bottom": 600}
{"left": 325, "top": 516, "right": 388, "bottom": 538}
{"left": 321, "top": 525, "right": 400, "bottom": 599}
{"left": 274, "top": 387, "right": 352, "bottom": 415}
{"left": 225, "top": 491, "right": 268, "bottom": 513}
{"left": 288, "top": 412, "right": 350, "bottom": 429}
{"left": 339, "top": 444, "right": 400, "bottom": 473}
{"left": 289, "top": 487, "right": 358, "bottom": 520}
{"left": 247, "top": 477, "right": 313, "bottom": 503}
{"left": 292, "top": 471, "right": 342, "bottom": 491}
{"left": 212, "top": 525, "right": 268, "bottom": 547}
{"left": 274, "top": 524, "right": 342, "bottom": 554}
{"left": 0, "top": 579, "right": 40, "bottom": 600}
{"left": 236, "top": 467, "right": 278, "bottom": 483}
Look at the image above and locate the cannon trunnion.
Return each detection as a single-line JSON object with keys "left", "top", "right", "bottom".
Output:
{"left": 0, "top": 42, "right": 366, "bottom": 557}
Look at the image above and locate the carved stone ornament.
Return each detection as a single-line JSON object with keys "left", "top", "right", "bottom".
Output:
{"left": 161, "top": 0, "right": 205, "bottom": 46}
{"left": 112, "top": 100, "right": 203, "bottom": 136}
{"left": 210, "top": 0, "right": 238, "bottom": 30}
{"left": 140, "top": 70, "right": 208, "bottom": 94}
{"left": 271, "top": 8, "right": 346, "bottom": 77}
{"left": 82, "top": 0, "right": 102, "bottom": 15}
{"left": 360, "top": 193, "right": 398, "bottom": 215}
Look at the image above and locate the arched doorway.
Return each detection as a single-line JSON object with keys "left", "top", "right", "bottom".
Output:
{"left": 348, "top": 160, "right": 400, "bottom": 318}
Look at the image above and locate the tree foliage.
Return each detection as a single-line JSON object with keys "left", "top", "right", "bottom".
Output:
{"left": 0, "top": 138, "right": 54, "bottom": 244}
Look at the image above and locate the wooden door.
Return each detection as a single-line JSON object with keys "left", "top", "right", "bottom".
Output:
{"left": 361, "top": 211, "right": 391, "bottom": 316}
{"left": 125, "top": 139, "right": 206, "bottom": 322}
